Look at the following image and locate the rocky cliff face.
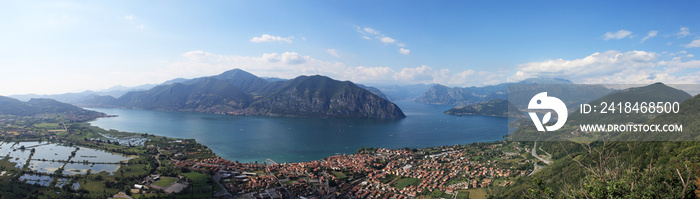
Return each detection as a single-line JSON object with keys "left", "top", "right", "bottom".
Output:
{"left": 249, "top": 76, "right": 405, "bottom": 119}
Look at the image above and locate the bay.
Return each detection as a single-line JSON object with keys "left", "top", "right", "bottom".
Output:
{"left": 88, "top": 100, "right": 509, "bottom": 163}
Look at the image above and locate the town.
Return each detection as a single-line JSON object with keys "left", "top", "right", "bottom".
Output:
{"left": 167, "top": 140, "right": 539, "bottom": 199}
{"left": 0, "top": 113, "right": 542, "bottom": 199}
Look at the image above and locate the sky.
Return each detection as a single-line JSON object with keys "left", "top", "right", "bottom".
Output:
{"left": 1, "top": 1, "right": 700, "bottom": 95}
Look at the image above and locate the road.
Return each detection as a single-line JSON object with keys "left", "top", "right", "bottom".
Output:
{"left": 529, "top": 142, "right": 551, "bottom": 176}
{"left": 531, "top": 142, "right": 552, "bottom": 165}
{"left": 212, "top": 171, "right": 232, "bottom": 198}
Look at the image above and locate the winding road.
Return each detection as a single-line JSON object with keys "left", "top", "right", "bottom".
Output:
{"left": 529, "top": 142, "right": 552, "bottom": 176}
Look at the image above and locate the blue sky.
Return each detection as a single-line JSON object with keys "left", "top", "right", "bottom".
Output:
{"left": 1, "top": 1, "right": 699, "bottom": 95}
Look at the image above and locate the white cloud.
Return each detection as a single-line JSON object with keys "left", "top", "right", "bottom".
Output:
{"left": 363, "top": 27, "right": 379, "bottom": 35}
{"left": 677, "top": 27, "right": 691, "bottom": 38}
{"left": 169, "top": 51, "right": 502, "bottom": 87}
{"left": 390, "top": 65, "right": 503, "bottom": 86}
{"left": 345, "top": 66, "right": 394, "bottom": 82}
{"left": 509, "top": 50, "right": 700, "bottom": 85}
{"left": 326, "top": 49, "right": 340, "bottom": 58}
{"left": 380, "top": 37, "right": 395, "bottom": 44}
{"left": 182, "top": 50, "right": 214, "bottom": 61}
{"left": 399, "top": 48, "right": 410, "bottom": 55}
{"left": 250, "top": 34, "right": 294, "bottom": 43}
{"left": 279, "top": 52, "right": 306, "bottom": 65}
{"left": 262, "top": 53, "right": 280, "bottom": 63}
{"left": 684, "top": 39, "right": 700, "bottom": 48}
{"left": 640, "top": 30, "right": 658, "bottom": 43}
{"left": 356, "top": 26, "right": 412, "bottom": 55}
{"left": 125, "top": 15, "right": 134, "bottom": 20}
{"left": 259, "top": 52, "right": 306, "bottom": 64}
{"left": 393, "top": 65, "right": 435, "bottom": 82}
{"left": 603, "top": 30, "right": 632, "bottom": 40}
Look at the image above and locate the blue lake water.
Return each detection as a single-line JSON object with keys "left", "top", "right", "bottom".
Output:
{"left": 88, "top": 100, "right": 509, "bottom": 163}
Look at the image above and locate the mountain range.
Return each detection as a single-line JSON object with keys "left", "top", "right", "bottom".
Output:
{"left": 508, "top": 82, "right": 693, "bottom": 141}
{"left": 416, "top": 78, "right": 615, "bottom": 110}
{"left": 76, "top": 69, "right": 405, "bottom": 119}
{"left": 495, "top": 83, "right": 700, "bottom": 198}
{"left": 0, "top": 96, "right": 105, "bottom": 121}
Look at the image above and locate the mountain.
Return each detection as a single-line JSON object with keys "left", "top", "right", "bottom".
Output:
{"left": 248, "top": 75, "right": 404, "bottom": 118}
{"left": 371, "top": 84, "right": 435, "bottom": 101}
{"left": 10, "top": 85, "right": 154, "bottom": 103}
{"left": 356, "top": 84, "right": 389, "bottom": 100}
{"left": 496, "top": 91, "right": 700, "bottom": 198}
{"left": 444, "top": 99, "right": 523, "bottom": 117}
{"left": 634, "top": 91, "right": 700, "bottom": 141}
{"left": 10, "top": 91, "right": 98, "bottom": 103}
{"left": 81, "top": 69, "right": 405, "bottom": 119}
{"left": 506, "top": 83, "right": 614, "bottom": 110}
{"left": 567, "top": 83, "right": 692, "bottom": 125}
{"left": 113, "top": 78, "right": 251, "bottom": 113}
{"left": 206, "top": 69, "right": 270, "bottom": 93}
{"left": 416, "top": 78, "right": 613, "bottom": 110}
{"left": 0, "top": 96, "right": 105, "bottom": 120}
{"left": 74, "top": 95, "right": 118, "bottom": 107}
{"left": 416, "top": 84, "right": 507, "bottom": 105}
{"left": 508, "top": 83, "right": 692, "bottom": 142}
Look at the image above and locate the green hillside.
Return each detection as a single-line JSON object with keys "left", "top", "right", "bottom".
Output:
{"left": 496, "top": 84, "right": 700, "bottom": 198}
{"left": 509, "top": 83, "right": 692, "bottom": 142}
{"left": 0, "top": 96, "right": 105, "bottom": 122}
{"left": 444, "top": 99, "right": 523, "bottom": 117}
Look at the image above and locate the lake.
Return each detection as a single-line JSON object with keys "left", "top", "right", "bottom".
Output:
{"left": 88, "top": 100, "right": 509, "bottom": 163}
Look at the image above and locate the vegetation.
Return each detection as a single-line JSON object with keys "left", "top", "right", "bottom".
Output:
{"left": 1, "top": 82, "right": 699, "bottom": 198}
{"left": 393, "top": 177, "right": 421, "bottom": 189}
{"left": 177, "top": 171, "right": 220, "bottom": 198}
{"left": 445, "top": 99, "right": 523, "bottom": 117}
{"left": 81, "top": 68, "right": 406, "bottom": 119}
{"left": 153, "top": 177, "right": 177, "bottom": 188}
{"left": 332, "top": 171, "right": 347, "bottom": 180}
{"left": 417, "top": 78, "right": 613, "bottom": 109}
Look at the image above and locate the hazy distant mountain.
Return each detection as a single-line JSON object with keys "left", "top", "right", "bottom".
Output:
{"left": 357, "top": 84, "right": 389, "bottom": 100}
{"left": 10, "top": 91, "right": 98, "bottom": 103}
{"left": 80, "top": 69, "right": 405, "bottom": 119}
{"left": 0, "top": 96, "right": 104, "bottom": 119}
{"left": 10, "top": 85, "right": 154, "bottom": 103}
{"left": 371, "top": 84, "right": 435, "bottom": 101}
{"left": 416, "top": 83, "right": 508, "bottom": 106}
{"left": 506, "top": 82, "right": 614, "bottom": 110}
{"left": 416, "top": 78, "right": 611, "bottom": 108}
